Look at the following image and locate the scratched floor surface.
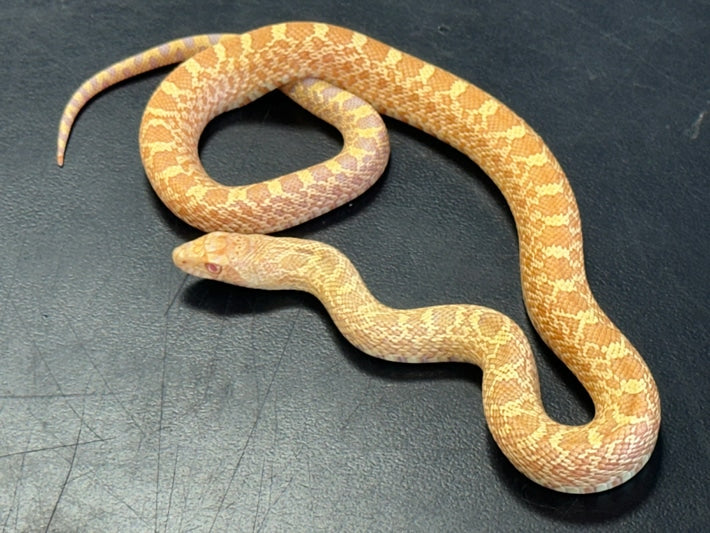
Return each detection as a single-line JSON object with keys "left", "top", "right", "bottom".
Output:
{"left": 1, "top": 0, "right": 708, "bottom": 531}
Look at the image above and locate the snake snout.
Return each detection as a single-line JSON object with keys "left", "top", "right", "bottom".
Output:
{"left": 172, "top": 239, "right": 205, "bottom": 277}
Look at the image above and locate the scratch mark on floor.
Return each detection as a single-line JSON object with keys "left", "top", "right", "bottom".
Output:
{"left": 65, "top": 319, "right": 147, "bottom": 438}
{"left": 209, "top": 413, "right": 258, "bottom": 533}
{"left": 165, "top": 273, "right": 189, "bottom": 316}
{"left": 9, "top": 300, "right": 103, "bottom": 441}
{"left": 306, "top": 454, "right": 314, "bottom": 524}
{"left": 686, "top": 109, "right": 707, "bottom": 140}
{"left": 164, "top": 445, "right": 179, "bottom": 533}
{"left": 550, "top": 0, "right": 701, "bottom": 96}
{"left": 3, "top": 433, "right": 29, "bottom": 532}
{"left": 209, "top": 311, "right": 301, "bottom": 531}
{"left": 0, "top": 392, "right": 104, "bottom": 400}
{"left": 0, "top": 437, "right": 110, "bottom": 461}
{"left": 44, "top": 395, "right": 85, "bottom": 532}
{"left": 155, "top": 322, "right": 170, "bottom": 533}
{"left": 255, "top": 309, "right": 300, "bottom": 414}
{"left": 255, "top": 469, "right": 295, "bottom": 533}
{"left": 339, "top": 386, "right": 374, "bottom": 431}
{"left": 252, "top": 457, "right": 267, "bottom": 533}
{"left": 90, "top": 475, "right": 150, "bottom": 525}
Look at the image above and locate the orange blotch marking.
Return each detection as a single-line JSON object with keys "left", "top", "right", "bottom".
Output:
{"left": 166, "top": 64, "right": 199, "bottom": 91}
{"left": 150, "top": 91, "right": 180, "bottom": 112}
{"left": 245, "top": 183, "right": 271, "bottom": 204}
{"left": 198, "top": 45, "right": 221, "bottom": 69}
{"left": 557, "top": 287, "right": 589, "bottom": 313}
{"left": 399, "top": 55, "right": 424, "bottom": 78}
{"left": 250, "top": 26, "right": 276, "bottom": 50}
{"left": 428, "top": 68, "right": 456, "bottom": 92}
{"left": 325, "top": 26, "right": 354, "bottom": 46}
{"left": 361, "top": 38, "right": 390, "bottom": 63}
{"left": 284, "top": 23, "right": 307, "bottom": 41}
{"left": 536, "top": 192, "right": 567, "bottom": 217}
{"left": 488, "top": 106, "right": 520, "bottom": 134}
{"left": 203, "top": 187, "right": 230, "bottom": 206}
{"left": 476, "top": 313, "right": 508, "bottom": 338}
{"left": 165, "top": 172, "right": 200, "bottom": 198}
{"left": 544, "top": 256, "right": 576, "bottom": 279}
{"left": 141, "top": 123, "right": 176, "bottom": 144}
{"left": 279, "top": 174, "right": 304, "bottom": 194}
{"left": 535, "top": 222, "right": 574, "bottom": 247}
{"left": 458, "top": 84, "right": 488, "bottom": 109}
{"left": 554, "top": 429, "right": 589, "bottom": 455}
{"left": 152, "top": 150, "right": 180, "bottom": 170}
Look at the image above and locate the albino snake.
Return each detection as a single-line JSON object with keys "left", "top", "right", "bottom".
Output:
{"left": 58, "top": 22, "right": 660, "bottom": 494}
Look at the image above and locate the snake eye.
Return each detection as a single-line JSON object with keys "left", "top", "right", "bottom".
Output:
{"left": 205, "top": 262, "right": 221, "bottom": 274}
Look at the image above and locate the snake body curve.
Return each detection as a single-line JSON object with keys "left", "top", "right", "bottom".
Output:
{"left": 59, "top": 22, "right": 660, "bottom": 493}
{"left": 58, "top": 34, "right": 390, "bottom": 232}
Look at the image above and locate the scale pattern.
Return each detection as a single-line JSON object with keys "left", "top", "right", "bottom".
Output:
{"left": 59, "top": 22, "right": 660, "bottom": 493}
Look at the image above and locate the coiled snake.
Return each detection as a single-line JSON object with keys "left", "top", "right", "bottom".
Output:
{"left": 58, "top": 22, "right": 660, "bottom": 494}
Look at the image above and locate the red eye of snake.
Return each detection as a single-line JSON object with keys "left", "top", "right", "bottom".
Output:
{"left": 205, "top": 263, "right": 221, "bottom": 274}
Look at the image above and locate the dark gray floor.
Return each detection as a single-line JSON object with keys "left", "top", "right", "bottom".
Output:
{"left": 2, "top": 1, "right": 708, "bottom": 531}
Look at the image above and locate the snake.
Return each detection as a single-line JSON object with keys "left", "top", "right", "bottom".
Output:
{"left": 58, "top": 22, "right": 660, "bottom": 494}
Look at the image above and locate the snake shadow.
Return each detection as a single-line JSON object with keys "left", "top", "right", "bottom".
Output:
{"left": 178, "top": 277, "right": 482, "bottom": 386}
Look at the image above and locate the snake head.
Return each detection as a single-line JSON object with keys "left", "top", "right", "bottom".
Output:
{"left": 173, "top": 231, "right": 324, "bottom": 293}
{"left": 172, "top": 231, "right": 260, "bottom": 286}
{"left": 173, "top": 231, "right": 301, "bottom": 290}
